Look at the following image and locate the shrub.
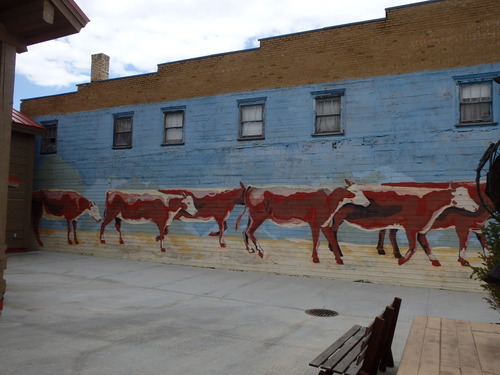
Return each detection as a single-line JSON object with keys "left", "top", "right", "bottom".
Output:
{"left": 470, "top": 218, "right": 500, "bottom": 314}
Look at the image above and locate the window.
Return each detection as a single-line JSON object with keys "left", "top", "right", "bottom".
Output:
{"left": 163, "top": 109, "right": 184, "bottom": 145}
{"left": 459, "top": 82, "right": 492, "bottom": 124}
{"left": 41, "top": 121, "right": 57, "bottom": 154}
{"left": 113, "top": 113, "right": 133, "bottom": 148}
{"left": 314, "top": 95, "right": 343, "bottom": 134}
{"left": 238, "top": 100, "right": 265, "bottom": 140}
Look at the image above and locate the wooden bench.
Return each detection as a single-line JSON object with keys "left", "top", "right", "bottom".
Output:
{"left": 309, "top": 297, "right": 402, "bottom": 375}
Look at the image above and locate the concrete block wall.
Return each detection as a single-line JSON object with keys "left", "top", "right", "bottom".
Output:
{"left": 28, "top": 63, "right": 500, "bottom": 291}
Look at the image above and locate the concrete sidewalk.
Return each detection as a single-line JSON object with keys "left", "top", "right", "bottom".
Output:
{"left": 1, "top": 251, "right": 499, "bottom": 375}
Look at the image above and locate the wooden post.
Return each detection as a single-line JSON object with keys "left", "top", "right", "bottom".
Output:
{"left": 0, "top": 40, "right": 16, "bottom": 312}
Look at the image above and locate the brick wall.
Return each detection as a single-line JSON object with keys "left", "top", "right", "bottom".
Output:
{"left": 90, "top": 53, "right": 109, "bottom": 82}
{"left": 22, "top": 0, "right": 500, "bottom": 117}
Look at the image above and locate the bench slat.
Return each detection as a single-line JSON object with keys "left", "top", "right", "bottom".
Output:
{"left": 321, "top": 328, "right": 367, "bottom": 370}
{"left": 309, "top": 325, "right": 363, "bottom": 367}
{"left": 344, "top": 345, "right": 368, "bottom": 375}
{"left": 332, "top": 336, "right": 369, "bottom": 373}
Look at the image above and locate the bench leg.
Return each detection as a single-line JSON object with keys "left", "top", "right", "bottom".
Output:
{"left": 379, "top": 349, "right": 394, "bottom": 371}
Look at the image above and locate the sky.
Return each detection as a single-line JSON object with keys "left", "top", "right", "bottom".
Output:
{"left": 13, "top": 0, "right": 422, "bottom": 110}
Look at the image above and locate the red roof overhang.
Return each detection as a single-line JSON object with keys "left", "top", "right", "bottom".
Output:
{"left": 12, "top": 108, "right": 45, "bottom": 135}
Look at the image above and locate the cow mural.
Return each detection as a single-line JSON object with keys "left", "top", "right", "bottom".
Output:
{"left": 376, "top": 181, "right": 491, "bottom": 266}
{"left": 29, "top": 180, "right": 489, "bottom": 273}
{"left": 31, "top": 190, "right": 102, "bottom": 246}
{"left": 237, "top": 184, "right": 370, "bottom": 264}
{"left": 99, "top": 190, "right": 197, "bottom": 252}
{"left": 329, "top": 180, "right": 479, "bottom": 266}
{"left": 159, "top": 182, "right": 246, "bottom": 248}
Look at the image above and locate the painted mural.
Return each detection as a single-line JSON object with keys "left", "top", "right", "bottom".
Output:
{"left": 32, "top": 190, "right": 101, "bottom": 246}
{"left": 28, "top": 63, "right": 500, "bottom": 291}
{"left": 31, "top": 179, "right": 491, "bottom": 273}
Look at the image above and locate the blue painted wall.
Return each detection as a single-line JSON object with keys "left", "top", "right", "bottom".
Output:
{"left": 32, "top": 64, "right": 500, "bottom": 251}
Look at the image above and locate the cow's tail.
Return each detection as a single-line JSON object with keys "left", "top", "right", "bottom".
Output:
{"left": 235, "top": 184, "right": 252, "bottom": 230}
{"left": 102, "top": 190, "right": 113, "bottom": 218}
{"left": 235, "top": 205, "right": 247, "bottom": 230}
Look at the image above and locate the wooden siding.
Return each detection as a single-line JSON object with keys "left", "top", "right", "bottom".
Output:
{"left": 7, "top": 131, "right": 36, "bottom": 249}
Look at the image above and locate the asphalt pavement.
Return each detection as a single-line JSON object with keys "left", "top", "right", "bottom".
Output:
{"left": 1, "top": 251, "right": 498, "bottom": 375}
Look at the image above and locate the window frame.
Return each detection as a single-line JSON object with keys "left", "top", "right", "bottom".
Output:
{"left": 312, "top": 89, "right": 345, "bottom": 136}
{"left": 112, "top": 112, "right": 133, "bottom": 149}
{"left": 453, "top": 73, "right": 498, "bottom": 127}
{"left": 40, "top": 120, "right": 58, "bottom": 154}
{"left": 238, "top": 98, "right": 266, "bottom": 140}
{"left": 458, "top": 82, "right": 493, "bottom": 125}
{"left": 162, "top": 106, "right": 185, "bottom": 146}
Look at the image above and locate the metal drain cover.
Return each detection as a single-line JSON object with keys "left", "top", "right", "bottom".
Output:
{"left": 305, "top": 308, "right": 339, "bottom": 317}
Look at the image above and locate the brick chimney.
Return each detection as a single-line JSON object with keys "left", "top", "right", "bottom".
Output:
{"left": 91, "top": 53, "right": 109, "bottom": 82}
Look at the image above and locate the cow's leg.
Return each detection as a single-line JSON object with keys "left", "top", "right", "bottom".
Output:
{"left": 72, "top": 220, "right": 79, "bottom": 244}
{"left": 321, "top": 226, "right": 344, "bottom": 264}
{"left": 156, "top": 226, "right": 169, "bottom": 252}
{"left": 388, "top": 229, "right": 402, "bottom": 258}
{"left": 377, "top": 229, "right": 386, "bottom": 255}
{"left": 417, "top": 233, "right": 441, "bottom": 266}
{"left": 214, "top": 220, "right": 227, "bottom": 248}
{"left": 456, "top": 228, "right": 471, "bottom": 266}
{"left": 99, "top": 213, "right": 115, "bottom": 244}
{"left": 155, "top": 222, "right": 167, "bottom": 252}
{"left": 309, "top": 226, "right": 322, "bottom": 263}
{"left": 66, "top": 219, "right": 73, "bottom": 245}
{"left": 475, "top": 231, "right": 490, "bottom": 257}
{"left": 243, "top": 218, "right": 253, "bottom": 253}
{"left": 244, "top": 215, "right": 266, "bottom": 258}
{"left": 32, "top": 216, "right": 44, "bottom": 246}
{"left": 327, "top": 221, "right": 344, "bottom": 258}
{"left": 114, "top": 218, "right": 124, "bottom": 244}
{"left": 331, "top": 228, "right": 344, "bottom": 257}
{"left": 398, "top": 232, "right": 418, "bottom": 265}
{"left": 328, "top": 229, "right": 344, "bottom": 257}
{"left": 209, "top": 220, "right": 227, "bottom": 238}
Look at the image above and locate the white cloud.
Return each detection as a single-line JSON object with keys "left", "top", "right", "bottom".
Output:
{"left": 15, "top": 0, "right": 420, "bottom": 88}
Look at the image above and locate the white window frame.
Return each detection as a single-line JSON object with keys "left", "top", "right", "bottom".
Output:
{"left": 163, "top": 108, "right": 185, "bottom": 145}
{"left": 113, "top": 113, "right": 133, "bottom": 149}
{"left": 459, "top": 82, "right": 493, "bottom": 125}
{"left": 312, "top": 89, "right": 345, "bottom": 135}
{"left": 238, "top": 99, "right": 265, "bottom": 140}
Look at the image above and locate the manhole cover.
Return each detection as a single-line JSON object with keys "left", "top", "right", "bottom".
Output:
{"left": 305, "top": 308, "right": 339, "bottom": 317}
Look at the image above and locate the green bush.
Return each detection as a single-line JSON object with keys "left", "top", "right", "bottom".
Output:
{"left": 470, "top": 218, "right": 500, "bottom": 314}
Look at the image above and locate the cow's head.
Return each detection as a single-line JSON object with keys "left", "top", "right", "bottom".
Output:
{"left": 181, "top": 194, "right": 197, "bottom": 216}
{"left": 87, "top": 201, "right": 102, "bottom": 222}
{"left": 345, "top": 183, "right": 370, "bottom": 207}
{"left": 451, "top": 186, "right": 479, "bottom": 212}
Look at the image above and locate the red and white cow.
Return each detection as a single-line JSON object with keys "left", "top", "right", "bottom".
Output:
{"left": 329, "top": 181, "right": 479, "bottom": 266}
{"left": 159, "top": 182, "right": 246, "bottom": 248}
{"left": 238, "top": 184, "right": 370, "bottom": 264}
{"left": 32, "top": 190, "right": 102, "bottom": 246}
{"left": 376, "top": 181, "right": 490, "bottom": 266}
{"left": 99, "top": 190, "right": 197, "bottom": 252}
